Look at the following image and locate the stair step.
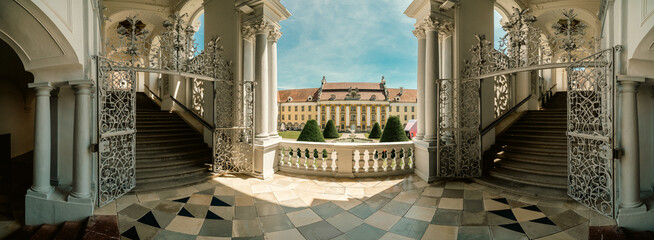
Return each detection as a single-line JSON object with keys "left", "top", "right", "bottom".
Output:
{"left": 472, "top": 177, "right": 569, "bottom": 200}
{"left": 511, "top": 125, "right": 567, "bottom": 130}
{"left": 502, "top": 133, "right": 567, "bottom": 140}
{"left": 507, "top": 128, "right": 566, "bottom": 135}
{"left": 136, "top": 157, "right": 209, "bottom": 170}
{"left": 53, "top": 221, "right": 82, "bottom": 240}
{"left": 498, "top": 138, "right": 566, "bottom": 146}
{"left": 133, "top": 174, "right": 211, "bottom": 193}
{"left": 136, "top": 142, "right": 208, "bottom": 153}
{"left": 497, "top": 151, "right": 567, "bottom": 164}
{"left": 30, "top": 224, "right": 59, "bottom": 240}
{"left": 136, "top": 165, "right": 208, "bottom": 181}
{"left": 495, "top": 160, "right": 568, "bottom": 176}
{"left": 136, "top": 123, "right": 190, "bottom": 128}
{"left": 136, "top": 148, "right": 210, "bottom": 160}
{"left": 137, "top": 128, "right": 195, "bottom": 133}
{"left": 490, "top": 168, "right": 567, "bottom": 189}
{"left": 136, "top": 132, "right": 201, "bottom": 139}
{"left": 502, "top": 145, "right": 567, "bottom": 155}
{"left": 10, "top": 225, "right": 39, "bottom": 240}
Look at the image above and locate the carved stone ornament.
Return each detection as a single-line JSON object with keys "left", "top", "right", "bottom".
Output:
{"left": 251, "top": 20, "right": 270, "bottom": 34}
{"left": 268, "top": 27, "right": 283, "bottom": 42}
{"left": 413, "top": 27, "right": 426, "bottom": 39}
{"left": 242, "top": 25, "right": 255, "bottom": 41}
{"left": 421, "top": 17, "right": 453, "bottom": 35}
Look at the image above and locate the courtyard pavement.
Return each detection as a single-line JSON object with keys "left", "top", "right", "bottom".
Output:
{"left": 94, "top": 172, "right": 617, "bottom": 240}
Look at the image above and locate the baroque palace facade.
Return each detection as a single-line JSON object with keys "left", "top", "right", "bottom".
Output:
{"left": 277, "top": 77, "right": 417, "bottom": 132}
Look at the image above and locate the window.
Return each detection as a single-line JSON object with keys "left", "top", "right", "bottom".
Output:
{"left": 321, "top": 114, "right": 325, "bottom": 120}
{"left": 390, "top": 107, "right": 392, "bottom": 112}
{"left": 404, "top": 115, "right": 407, "bottom": 120}
{"left": 302, "top": 115, "right": 305, "bottom": 120}
{"left": 351, "top": 114, "right": 356, "bottom": 121}
{"left": 341, "top": 106, "right": 344, "bottom": 111}
{"left": 282, "top": 115, "right": 285, "bottom": 120}
{"left": 316, "top": 115, "right": 318, "bottom": 120}
{"left": 412, "top": 115, "right": 414, "bottom": 119}
{"left": 308, "top": 106, "right": 312, "bottom": 111}
{"left": 341, "top": 124, "right": 344, "bottom": 129}
{"left": 404, "top": 106, "right": 408, "bottom": 112}
{"left": 302, "top": 106, "right": 305, "bottom": 111}
{"left": 382, "top": 124, "right": 385, "bottom": 128}
{"left": 295, "top": 106, "right": 298, "bottom": 111}
{"left": 362, "top": 115, "right": 366, "bottom": 121}
{"left": 397, "top": 106, "right": 400, "bottom": 112}
{"left": 341, "top": 115, "right": 345, "bottom": 121}
{"left": 382, "top": 114, "right": 385, "bottom": 119}
{"left": 322, "top": 106, "right": 325, "bottom": 111}
{"left": 331, "top": 115, "right": 335, "bottom": 120}
{"left": 295, "top": 115, "right": 298, "bottom": 120}
{"left": 308, "top": 115, "right": 312, "bottom": 120}
{"left": 412, "top": 106, "right": 415, "bottom": 112}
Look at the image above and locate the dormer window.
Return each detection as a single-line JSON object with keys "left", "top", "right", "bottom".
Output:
{"left": 395, "top": 96, "right": 401, "bottom": 101}
{"left": 307, "top": 96, "right": 313, "bottom": 101}
{"left": 370, "top": 94, "right": 377, "bottom": 100}
{"left": 287, "top": 96, "right": 293, "bottom": 102}
{"left": 330, "top": 94, "right": 336, "bottom": 100}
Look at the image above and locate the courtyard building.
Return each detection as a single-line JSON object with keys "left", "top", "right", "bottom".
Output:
{"left": 0, "top": 0, "right": 653, "bottom": 239}
{"left": 278, "top": 76, "right": 417, "bottom": 132}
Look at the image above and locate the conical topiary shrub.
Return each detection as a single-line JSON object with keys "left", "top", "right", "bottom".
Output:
{"left": 380, "top": 116, "right": 409, "bottom": 142}
{"left": 368, "top": 122, "right": 382, "bottom": 139}
{"left": 297, "top": 119, "right": 325, "bottom": 142}
{"left": 323, "top": 119, "right": 339, "bottom": 139}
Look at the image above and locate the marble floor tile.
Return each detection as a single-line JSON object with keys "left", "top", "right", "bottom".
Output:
{"left": 364, "top": 211, "right": 401, "bottom": 231}
{"left": 342, "top": 223, "right": 385, "bottom": 240}
{"left": 296, "top": 221, "right": 342, "bottom": 240}
{"left": 287, "top": 208, "right": 322, "bottom": 227}
{"left": 457, "top": 226, "right": 491, "bottom": 240}
{"left": 273, "top": 190, "right": 298, "bottom": 202}
{"left": 461, "top": 211, "right": 487, "bottom": 226}
{"left": 165, "top": 216, "right": 204, "bottom": 235}
{"left": 325, "top": 211, "right": 363, "bottom": 232}
{"left": 405, "top": 205, "right": 437, "bottom": 222}
{"left": 422, "top": 224, "right": 458, "bottom": 240}
{"left": 234, "top": 206, "right": 258, "bottom": 220}
{"left": 264, "top": 228, "right": 306, "bottom": 240}
{"left": 255, "top": 203, "right": 284, "bottom": 217}
{"left": 380, "top": 232, "right": 413, "bottom": 240}
{"left": 438, "top": 198, "right": 464, "bottom": 210}
{"left": 393, "top": 191, "right": 420, "bottom": 204}
{"left": 380, "top": 200, "right": 412, "bottom": 216}
{"left": 232, "top": 219, "right": 262, "bottom": 237}
{"left": 331, "top": 198, "right": 362, "bottom": 210}
{"left": 198, "top": 219, "right": 232, "bottom": 237}
{"left": 259, "top": 214, "right": 295, "bottom": 233}
{"left": 389, "top": 217, "right": 429, "bottom": 239}
{"left": 422, "top": 187, "right": 444, "bottom": 198}
{"left": 414, "top": 196, "right": 439, "bottom": 208}
{"left": 348, "top": 202, "right": 379, "bottom": 219}
{"left": 489, "top": 225, "right": 528, "bottom": 240}
{"left": 311, "top": 202, "right": 344, "bottom": 219}
{"left": 431, "top": 209, "right": 463, "bottom": 226}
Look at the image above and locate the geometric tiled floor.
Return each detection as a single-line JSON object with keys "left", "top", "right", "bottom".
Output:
{"left": 96, "top": 172, "right": 616, "bottom": 240}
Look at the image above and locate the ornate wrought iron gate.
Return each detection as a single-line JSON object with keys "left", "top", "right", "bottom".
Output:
{"left": 96, "top": 57, "right": 137, "bottom": 207}
{"left": 566, "top": 48, "right": 616, "bottom": 218}
{"left": 437, "top": 79, "right": 482, "bottom": 177}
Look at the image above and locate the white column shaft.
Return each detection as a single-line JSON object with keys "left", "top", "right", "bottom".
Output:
{"left": 423, "top": 29, "right": 440, "bottom": 141}
{"left": 376, "top": 106, "right": 381, "bottom": 124}
{"left": 366, "top": 106, "right": 371, "bottom": 128}
{"left": 268, "top": 39, "right": 279, "bottom": 136}
{"left": 31, "top": 86, "right": 53, "bottom": 194}
{"left": 356, "top": 106, "right": 361, "bottom": 127}
{"left": 619, "top": 80, "right": 643, "bottom": 208}
{"left": 255, "top": 32, "right": 269, "bottom": 138}
{"left": 442, "top": 35, "right": 453, "bottom": 129}
{"left": 345, "top": 106, "right": 350, "bottom": 125}
{"left": 71, "top": 84, "right": 92, "bottom": 199}
{"left": 335, "top": 106, "right": 340, "bottom": 127}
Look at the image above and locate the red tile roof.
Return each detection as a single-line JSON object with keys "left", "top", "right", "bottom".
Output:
{"left": 277, "top": 88, "right": 319, "bottom": 102}
{"left": 387, "top": 88, "right": 417, "bottom": 102}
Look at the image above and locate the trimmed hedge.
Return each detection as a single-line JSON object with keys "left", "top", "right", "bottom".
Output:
{"left": 296, "top": 120, "right": 325, "bottom": 142}
{"left": 380, "top": 116, "right": 409, "bottom": 142}
{"left": 368, "top": 122, "right": 382, "bottom": 139}
{"left": 323, "top": 120, "right": 339, "bottom": 138}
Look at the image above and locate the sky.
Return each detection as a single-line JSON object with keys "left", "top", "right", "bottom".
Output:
{"left": 194, "top": 14, "right": 205, "bottom": 54}
{"left": 494, "top": 10, "right": 506, "bottom": 49}
{"left": 277, "top": 0, "right": 417, "bottom": 90}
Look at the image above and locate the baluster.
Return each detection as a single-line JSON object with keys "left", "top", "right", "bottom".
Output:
{"left": 408, "top": 148, "right": 414, "bottom": 168}
{"left": 330, "top": 150, "right": 337, "bottom": 172}
{"left": 382, "top": 150, "right": 388, "bottom": 171}
{"left": 391, "top": 149, "right": 397, "bottom": 171}
{"left": 312, "top": 149, "right": 318, "bottom": 170}
{"left": 400, "top": 148, "right": 406, "bottom": 170}
{"left": 363, "top": 150, "right": 370, "bottom": 172}
{"left": 373, "top": 150, "right": 379, "bottom": 172}
{"left": 321, "top": 149, "right": 327, "bottom": 171}
{"left": 304, "top": 148, "right": 309, "bottom": 169}
{"left": 353, "top": 150, "right": 360, "bottom": 173}
{"left": 295, "top": 148, "right": 301, "bottom": 168}
{"left": 287, "top": 148, "right": 293, "bottom": 166}
{"left": 279, "top": 147, "right": 286, "bottom": 167}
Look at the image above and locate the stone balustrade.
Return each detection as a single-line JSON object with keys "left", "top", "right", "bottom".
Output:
{"left": 277, "top": 140, "right": 414, "bottom": 177}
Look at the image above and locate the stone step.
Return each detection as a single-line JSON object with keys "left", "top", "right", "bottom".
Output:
{"left": 53, "top": 221, "right": 82, "bottom": 240}
{"left": 136, "top": 123, "right": 190, "bottom": 129}
{"left": 136, "top": 128, "right": 195, "bottom": 134}
{"left": 136, "top": 148, "right": 210, "bottom": 160}
{"left": 496, "top": 151, "right": 567, "bottom": 165}
{"left": 133, "top": 173, "right": 210, "bottom": 193}
{"left": 506, "top": 128, "right": 566, "bottom": 135}
{"left": 510, "top": 124, "right": 567, "bottom": 130}
{"left": 136, "top": 137, "right": 204, "bottom": 147}
{"left": 136, "top": 165, "right": 208, "bottom": 182}
{"left": 136, "top": 157, "right": 209, "bottom": 170}
{"left": 489, "top": 168, "right": 567, "bottom": 189}
{"left": 502, "top": 132, "right": 567, "bottom": 141}
{"left": 30, "top": 224, "right": 59, "bottom": 240}
{"left": 501, "top": 145, "right": 567, "bottom": 156}
{"left": 498, "top": 137, "right": 567, "bottom": 147}
{"left": 136, "top": 131, "right": 201, "bottom": 140}
{"left": 136, "top": 142, "right": 208, "bottom": 153}
{"left": 495, "top": 159, "right": 567, "bottom": 177}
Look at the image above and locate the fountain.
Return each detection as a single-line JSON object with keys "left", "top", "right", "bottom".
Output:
{"left": 332, "top": 124, "right": 374, "bottom": 143}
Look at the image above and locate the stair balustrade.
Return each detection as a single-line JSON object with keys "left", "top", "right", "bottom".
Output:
{"left": 277, "top": 140, "right": 414, "bottom": 177}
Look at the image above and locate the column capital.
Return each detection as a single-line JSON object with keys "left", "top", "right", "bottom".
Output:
{"left": 617, "top": 75, "right": 645, "bottom": 93}
{"left": 421, "top": 17, "right": 453, "bottom": 35}
{"left": 242, "top": 25, "right": 256, "bottom": 41}
{"left": 413, "top": 27, "right": 426, "bottom": 39}
{"left": 29, "top": 82, "right": 53, "bottom": 92}
{"left": 268, "top": 27, "right": 282, "bottom": 42}
{"left": 251, "top": 20, "right": 270, "bottom": 34}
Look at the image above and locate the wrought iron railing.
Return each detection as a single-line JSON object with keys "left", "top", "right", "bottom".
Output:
{"left": 277, "top": 141, "right": 414, "bottom": 177}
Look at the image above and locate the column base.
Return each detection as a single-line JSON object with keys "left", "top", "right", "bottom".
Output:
{"left": 26, "top": 187, "right": 54, "bottom": 199}
{"left": 413, "top": 139, "right": 438, "bottom": 183}
{"left": 618, "top": 202, "right": 653, "bottom": 231}
{"left": 25, "top": 188, "right": 93, "bottom": 225}
{"left": 254, "top": 137, "right": 281, "bottom": 179}
{"left": 67, "top": 193, "right": 93, "bottom": 204}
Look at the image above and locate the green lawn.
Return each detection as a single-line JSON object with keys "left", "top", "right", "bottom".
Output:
{"left": 278, "top": 131, "right": 343, "bottom": 140}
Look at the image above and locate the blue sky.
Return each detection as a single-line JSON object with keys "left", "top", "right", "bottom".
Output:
{"left": 494, "top": 10, "right": 506, "bottom": 49}
{"left": 194, "top": 14, "right": 205, "bottom": 54}
{"left": 277, "top": 0, "right": 416, "bottom": 90}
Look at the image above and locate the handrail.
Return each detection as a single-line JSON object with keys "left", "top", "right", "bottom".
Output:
{"left": 144, "top": 85, "right": 162, "bottom": 102}
{"left": 481, "top": 94, "right": 532, "bottom": 136}
{"left": 169, "top": 95, "right": 214, "bottom": 131}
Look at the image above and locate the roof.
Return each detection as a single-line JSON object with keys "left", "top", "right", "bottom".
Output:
{"left": 277, "top": 88, "right": 319, "bottom": 102}
{"left": 321, "top": 82, "right": 383, "bottom": 90}
{"left": 387, "top": 88, "right": 417, "bottom": 102}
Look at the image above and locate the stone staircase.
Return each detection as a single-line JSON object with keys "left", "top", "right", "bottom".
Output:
{"left": 134, "top": 93, "right": 211, "bottom": 192}
{"left": 475, "top": 92, "right": 570, "bottom": 200}
{"left": 6, "top": 215, "right": 119, "bottom": 240}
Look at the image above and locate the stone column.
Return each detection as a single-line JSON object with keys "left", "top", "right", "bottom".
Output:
{"left": 27, "top": 84, "right": 53, "bottom": 197}
{"left": 317, "top": 104, "right": 322, "bottom": 126}
{"left": 325, "top": 105, "right": 330, "bottom": 123}
{"left": 345, "top": 106, "right": 350, "bottom": 126}
{"left": 442, "top": 33, "right": 454, "bottom": 140}
{"left": 414, "top": 28, "right": 426, "bottom": 139}
{"left": 366, "top": 106, "right": 371, "bottom": 129}
{"left": 268, "top": 27, "right": 282, "bottom": 137}
{"left": 618, "top": 76, "right": 645, "bottom": 209}
{"left": 242, "top": 26, "right": 255, "bottom": 126}
{"left": 376, "top": 106, "right": 381, "bottom": 124}
{"left": 69, "top": 81, "right": 93, "bottom": 201}
{"left": 253, "top": 21, "right": 269, "bottom": 139}
{"left": 422, "top": 18, "right": 441, "bottom": 142}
